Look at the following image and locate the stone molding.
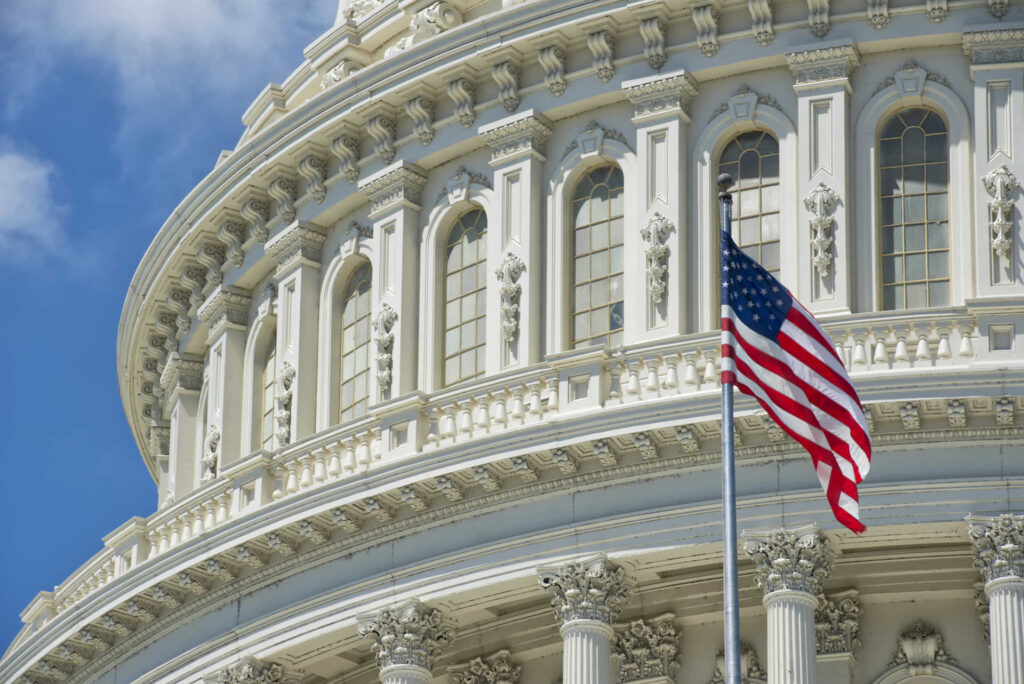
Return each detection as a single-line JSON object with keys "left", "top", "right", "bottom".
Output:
{"left": 814, "top": 589, "right": 861, "bottom": 654}
{"left": 537, "top": 555, "right": 631, "bottom": 626}
{"left": 358, "top": 161, "right": 428, "bottom": 216}
{"left": 785, "top": 43, "right": 860, "bottom": 84}
{"left": 743, "top": 525, "right": 833, "bottom": 596}
{"left": 447, "top": 649, "right": 521, "bottom": 684}
{"left": 197, "top": 286, "right": 251, "bottom": 338}
{"left": 622, "top": 70, "right": 699, "bottom": 120}
{"left": 968, "top": 513, "right": 1024, "bottom": 583}
{"left": 478, "top": 110, "right": 553, "bottom": 164}
{"left": 264, "top": 222, "right": 327, "bottom": 272}
{"left": 209, "top": 656, "right": 287, "bottom": 683}
{"left": 357, "top": 599, "right": 453, "bottom": 672}
{"left": 963, "top": 28, "right": 1024, "bottom": 64}
{"left": 611, "top": 613, "right": 679, "bottom": 683}
{"left": 159, "top": 353, "right": 204, "bottom": 397}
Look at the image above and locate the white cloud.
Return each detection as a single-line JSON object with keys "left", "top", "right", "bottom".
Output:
{"left": 0, "top": 141, "right": 70, "bottom": 264}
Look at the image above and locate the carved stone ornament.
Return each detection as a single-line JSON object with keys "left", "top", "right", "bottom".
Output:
{"left": 587, "top": 29, "right": 616, "bottom": 81}
{"left": 611, "top": 614, "right": 680, "bottom": 682}
{"left": 202, "top": 425, "right": 220, "bottom": 481}
{"left": 479, "top": 110, "right": 553, "bottom": 163}
{"left": 806, "top": 0, "right": 831, "bottom": 38}
{"left": 748, "top": 0, "right": 774, "bottom": 46}
{"left": 358, "top": 163, "right": 428, "bottom": 216}
{"left": 785, "top": 43, "right": 860, "bottom": 84}
{"left": 743, "top": 525, "right": 833, "bottom": 596}
{"left": 357, "top": 600, "right": 453, "bottom": 671}
{"left": 274, "top": 361, "right": 296, "bottom": 447}
{"left": 373, "top": 303, "right": 398, "bottom": 396}
{"left": 448, "top": 649, "right": 522, "bottom": 684}
{"left": 815, "top": 590, "right": 861, "bottom": 654}
{"left": 342, "top": 0, "right": 385, "bottom": 21}
{"left": 888, "top": 621, "right": 956, "bottom": 675}
{"left": 622, "top": 71, "right": 699, "bottom": 119}
{"left": 871, "top": 60, "right": 951, "bottom": 98}
{"left": 708, "top": 642, "right": 766, "bottom": 684}
{"left": 708, "top": 85, "right": 783, "bottom": 124}
{"left": 406, "top": 95, "right": 436, "bottom": 146}
{"left": 866, "top": 0, "right": 890, "bottom": 28}
{"left": 436, "top": 166, "right": 492, "bottom": 208}
{"left": 561, "top": 120, "right": 634, "bottom": 162}
{"left": 366, "top": 114, "right": 397, "bottom": 165}
{"left": 385, "top": 2, "right": 463, "bottom": 57}
{"left": 962, "top": 28, "right": 1024, "bottom": 65}
{"left": 537, "top": 555, "right": 631, "bottom": 626}
{"left": 967, "top": 513, "right": 1024, "bottom": 583}
{"left": 804, "top": 182, "right": 839, "bottom": 276}
{"left": 692, "top": 4, "right": 720, "bottom": 57}
{"left": 495, "top": 252, "right": 526, "bottom": 342}
{"left": 638, "top": 17, "right": 667, "bottom": 69}
{"left": 983, "top": 165, "right": 1019, "bottom": 259}
{"left": 213, "top": 656, "right": 286, "bottom": 684}
{"left": 640, "top": 213, "right": 672, "bottom": 304}
{"left": 265, "top": 223, "right": 327, "bottom": 271}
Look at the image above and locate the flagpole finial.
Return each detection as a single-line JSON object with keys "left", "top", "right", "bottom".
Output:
{"left": 718, "top": 173, "right": 734, "bottom": 198}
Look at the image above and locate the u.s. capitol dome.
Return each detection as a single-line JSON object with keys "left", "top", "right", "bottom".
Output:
{"left": 4, "top": 0, "right": 1024, "bottom": 682}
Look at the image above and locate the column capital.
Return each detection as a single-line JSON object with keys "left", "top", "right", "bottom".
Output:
{"left": 357, "top": 599, "right": 453, "bottom": 673}
{"left": 968, "top": 513, "right": 1024, "bottom": 583}
{"left": 478, "top": 109, "right": 553, "bottom": 165}
{"left": 611, "top": 614, "right": 679, "bottom": 683}
{"left": 621, "top": 69, "right": 698, "bottom": 123}
{"left": 358, "top": 160, "right": 428, "bottom": 217}
{"left": 159, "top": 352, "right": 204, "bottom": 399}
{"left": 265, "top": 221, "right": 327, "bottom": 273}
{"left": 785, "top": 42, "right": 860, "bottom": 88}
{"left": 537, "top": 554, "right": 632, "bottom": 626}
{"left": 962, "top": 27, "right": 1024, "bottom": 65}
{"left": 743, "top": 525, "right": 833, "bottom": 596}
{"left": 209, "top": 656, "right": 287, "bottom": 683}
{"left": 815, "top": 589, "right": 862, "bottom": 655}
{"left": 448, "top": 649, "right": 522, "bottom": 684}
{"left": 197, "top": 285, "right": 251, "bottom": 340}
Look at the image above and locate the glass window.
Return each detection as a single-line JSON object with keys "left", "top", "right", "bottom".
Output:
{"left": 339, "top": 263, "right": 372, "bottom": 421}
{"left": 571, "top": 165, "right": 625, "bottom": 349}
{"left": 718, "top": 130, "right": 781, "bottom": 276}
{"left": 261, "top": 335, "right": 276, "bottom": 450}
{"left": 443, "top": 209, "right": 487, "bottom": 386}
{"left": 879, "top": 108, "right": 949, "bottom": 310}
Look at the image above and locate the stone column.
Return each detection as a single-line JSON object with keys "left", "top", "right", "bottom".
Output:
{"left": 537, "top": 555, "right": 631, "bottom": 684}
{"left": 621, "top": 69, "right": 698, "bottom": 341}
{"left": 967, "top": 513, "right": 1024, "bottom": 684}
{"left": 963, "top": 30, "right": 1024, "bottom": 296}
{"left": 160, "top": 352, "right": 204, "bottom": 501}
{"left": 785, "top": 43, "right": 859, "bottom": 315}
{"left": 358, "top": 161, "right": 427, "bottom": 402}
{"left": 197, "top": 286, "right": 251, "bottom": 475}
{"left": 265, "top": 222, "right": 326, "bottom": 448}
{"left": 744, "top": 525, "right": 833, "bottom": 684}
{"left": 358, "top": 599, "right": 453, "bottom": 684}
{"left": 478, "top": 109, "right": 552, "bottom": 371}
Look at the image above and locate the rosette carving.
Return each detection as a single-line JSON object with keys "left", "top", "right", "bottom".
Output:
{"left": 537, "top": 555, "right": 631, "bottom": 625}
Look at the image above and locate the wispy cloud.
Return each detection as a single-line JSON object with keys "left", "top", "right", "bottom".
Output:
{"left": 0, "top": 140, "right": 71, "bottom": 265}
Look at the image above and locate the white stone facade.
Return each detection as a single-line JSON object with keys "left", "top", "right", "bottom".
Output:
{"left": 3, "top": 1, "right": 1024, "bottom": 682}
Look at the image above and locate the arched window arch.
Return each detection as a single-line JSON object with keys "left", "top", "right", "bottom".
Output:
{"left": 442, "top": 208, "right": 487, "bottom": 386}
{"left": 259, "top": 333, "right": 276, "bottom": 451}
{"left": 718, "top": 130, "right": 780, "bottom": 276}
{"left": 339, "top": 263, "right": 372, "bottom": 421}
{"left": 878, "top": 107, "right": 949, "bottom": 310}
{"left": 571, "top": 164, "right": 624, "bottom": 348}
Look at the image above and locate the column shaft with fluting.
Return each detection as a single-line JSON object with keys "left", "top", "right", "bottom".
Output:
{"left": 561, "top": 620, "right": 614, "bottom": 684}
{"left": 765, "top": 590, "right": 818, "bottom": 683}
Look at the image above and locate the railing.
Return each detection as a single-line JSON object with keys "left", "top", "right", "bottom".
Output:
{"left": 24, "top": 308, "right": 990, "bottom": 634}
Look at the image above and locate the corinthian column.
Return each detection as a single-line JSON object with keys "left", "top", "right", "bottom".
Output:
{"left": 537, "top": 555, "right": 631, "bottom": 684}
{"left": 358, "top": 599, "right": 453, "bottom": 684}
{"left": 744, "top": 526, "right": 833, "bottom": 684}
{"left": 967, "top": 513, "right": 1024, "bottom": 684}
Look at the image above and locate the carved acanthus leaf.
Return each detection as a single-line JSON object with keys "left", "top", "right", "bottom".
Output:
{"left": 358, "top": 600, "right": 453, "bottom": 671}
{"left": 537, "top": 555, "right": 631, "bottom": 625}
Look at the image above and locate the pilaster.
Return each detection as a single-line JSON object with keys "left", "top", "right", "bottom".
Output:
{"left": 786, "top": 43, "right": 859, "bottom": 315}
{"left": 358, "top": 599, "right": 453, "bottom": 684}
{"left": 744, "top": 525, "right": 833, "bottom": 684}
{"left": 266, "top": 221, "right": 326, "bottom": 447}
{"left": 358, "top": 161, "right": 427, "bottom": 401}
{"left": 967, "top": 513, "right": 1024, "bottom": 684}
{"left": 611, "top": 614, "right": 679, "bottom": 683}
{"left": 479, "top": 110, "right": 552, "bottom": 370}
{"left": 160, "top": 352, "right": 204, "bottom": 500}
{"left": 622, "top": 69, "right": 698, "bottom": 340}
{"left": 814, "top": 589, "right": 860, "bottom": 683}
{"left": 448, "top": 649, "right": 522, "bottom": 684}
{"left": 197, "top": 286, "right": 251, "bottom": 477}
{"left": 538, "top": 555, "right": 632, "bottom": 684}
{"left": 963, "top": 28, "right": 1024, "bottom": 296}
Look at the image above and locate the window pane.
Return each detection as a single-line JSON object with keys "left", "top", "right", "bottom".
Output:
{"left": 881, "top": 168, "right": 901, "bottom": 196}
{"left": 903, "top": 128, "right": 925, "bottom": 164}
{"left": 881, "top": 197, "right": 901, "bottom": 226}
{"left": 926, "top": 133, "right": 947, "bottom": 162}
{"left": 904, "top": 165, "right": 924, "bottom": 194}
{"left": 905, "top": 223, "right": 926, "bottom": 252}
{"left": 443, "top": 209, "right": 488, "bottom": 386}
{"left": 926, "top": 163, "right": 947, "bottom": 191}
{"left": 927, "top": 222, "right": 948, "bottom": 249}
{"left": 881, "top": 226, "right": 902, "bottom": 254}
{"left": 906, "top": 283, "right": 927, "bottom": 308}
{"left": 929, "top": 281, "right": 949, "bottom": 306}
{"left": 572, "top": 165, "right": 624, "bottom": 347}
{"left": 904, "top": 196, "right": 925, "bottom": 223}
{"left": 881, "top": 139, "right": 901, "bottom": 166}
{"left": 905, "top": 253, "right": 926, "bottom": 280}
{"left": 927, "top": 194, "right": 947, "bottom": 221}
{"left": 928, "top": 251, "right": 949, "bottom": 278}
{"left": 762, "top": 184, "right": 779, "bottom": 213}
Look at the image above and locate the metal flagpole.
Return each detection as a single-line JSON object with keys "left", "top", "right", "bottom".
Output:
{"left": 718, "top": 172, "right": 742, "bottom": 684}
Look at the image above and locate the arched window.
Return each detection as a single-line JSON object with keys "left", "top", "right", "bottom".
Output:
{"left": 879, "top": 107, "right": 949, "bottom": 309}
{"left": 339, "top": 263, "right": 372, "bottom": 421}
{"left": 718, "top": 131, "right": 780, "bottom": 275}
{"left": 260, "top": 335, "right": 276, "bottom": 450}
{"left": 443, "top": 209, "right": 487, "bottom": 386}
{"left": 571, "top": 165, "right": 625, "bottom": 348}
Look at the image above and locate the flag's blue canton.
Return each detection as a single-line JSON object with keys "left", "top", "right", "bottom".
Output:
{"left": 721, "top": 230, "right": 792, "bottom": 339}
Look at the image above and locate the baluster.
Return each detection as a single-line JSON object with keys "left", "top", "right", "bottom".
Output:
{"left": 894, "top": 331, "right": 910, "bottom": 362}
{"left": 159, "top": 525, "right": 171, "bottom": 554}
{"left": 510, "top": 385, "right": 526, "bottom": 424}
{"left": 527, "top": 381, "right": 544, "bottom": 417}
{"left": 204, "top": 499, "right": 217, "bottom": 529}
{"left": 645, "top": 360, "right": 661, "bottom": 392}
{"left": 958, "top": 322, "right": 975, "bottom": 357}
{"left": 663, "top": 354, "right": 679, "bottom": 390}
{"left": 492, "top": 390, "right": 508, "bottom": 428}
{"left": 326, "top": 441, "right": 343, "bottom": 478}
{"left": 371, "top": 429, "right": 382, "bottom": 461}
{"left": 169, "top": 519, "right": 182, "bottom": 548}
{"left": 702, "top": 352, "right": 718, "bottom": 385}
{"left": 192, "top": 504, "right": 205, "bottom": 537}
{"left": 936, "top": 327, "right": 952, "bottom": 359}
{"left": 545, "top": 377, "right": 559, "bottom": 414}
{"left": 178, "top": 513, "right": 192, "bottom": 543}
{"left": 872, "top": 331, "right": 889, "bottom": 364}
{"left": 852, "top": 335, "right": 868, "bottom": 365}
{"left": 299, "top": 454, "right": 314, "bottom": 488}
{"left": 271, "top": 465, "right": 285, "bottom": 500}
{"left": 626, "top": 360, "right": 642, "bottom": 395}
{"left": 683, "top": 353, "right": 699, "bottom": 386}
{"left": 313, "top": 447, "right": 327, "bottom": 483}
{"left": 457, "top": 399, "right": 474, "bottom": 438}
{"left": 215, "top": 492, "right": 231, "bottom": 524}
{"left": 475, "top": 392, "right": 491, "bottom": 432}
{"left": 914, "top": 329, "right": 931, "bottom": 362}
{"left": 146, "top": 530, "right": 160, "bottom": 560}
{"left": 342, "top": 439, "right": 357, "bottom": 472}
{"left": 356, "top": 431, "right": 372, "bottom": 467}
{"left": 285, "top": 461, "right": 300, "bottom": 494}
{"left": 425, "top": 406, "right": 440, "bottom": 446}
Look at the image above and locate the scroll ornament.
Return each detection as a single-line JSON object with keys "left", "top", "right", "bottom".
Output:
{"left": 983, "top": 165, "right": 1019, "bottom": 259}
{"left": 373, "top": 304, "right": 398, "bottom": 395}
{"left": 641, "top": 213, "right": 672, "bottom": 304}
{"left": 804, "top": 182, "right": 839, "bottom": 276}
{"left": 496, "top": 253, "right": 526, "bottom": 341}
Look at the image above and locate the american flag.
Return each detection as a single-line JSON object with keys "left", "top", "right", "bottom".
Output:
{"left": 720, "top": 230, "right": 871, "bottom": 533}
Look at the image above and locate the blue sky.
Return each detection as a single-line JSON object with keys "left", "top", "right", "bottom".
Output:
{"left": 0, "top": 0, "right": 334, "bottom": 647}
